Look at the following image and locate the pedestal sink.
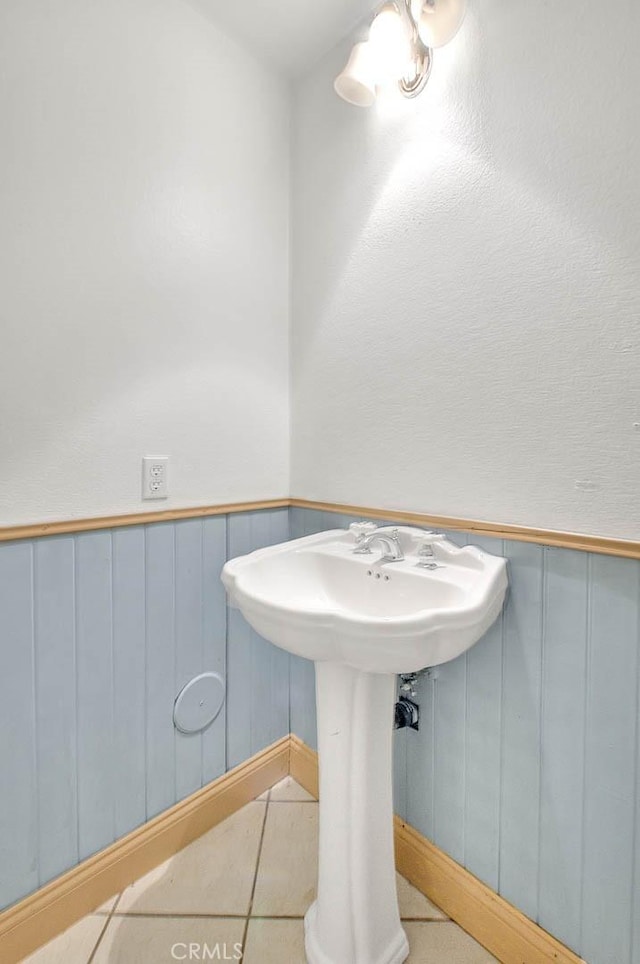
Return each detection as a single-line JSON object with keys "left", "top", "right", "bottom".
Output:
{"left": 222, "top": 525, "right": 508, "bottom": 964}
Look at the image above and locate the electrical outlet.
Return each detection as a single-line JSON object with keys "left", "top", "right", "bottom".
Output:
{"left": 142, "top": 457, "right": 169, "bottom": 500}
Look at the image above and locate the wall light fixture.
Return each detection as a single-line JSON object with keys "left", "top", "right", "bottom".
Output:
{"left": 334, "top": 0, "right": 466, "bottom": 107}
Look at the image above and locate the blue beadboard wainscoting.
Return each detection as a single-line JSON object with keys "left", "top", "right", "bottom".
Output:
{"left": 0, "top": 508, "right": 289, "bottom": 912}
{"left": 290, "top": 507, "right": 640, "bottom": 964}
{"left": 2, "top": 503, "right": 640, "bottom": 964}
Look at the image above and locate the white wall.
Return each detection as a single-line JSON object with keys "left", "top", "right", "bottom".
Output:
{"left": 291, "top": 0, "right": 640, "bottom": 539}
{"left": 0, "top": 0, "right": 290, "bottom": 526}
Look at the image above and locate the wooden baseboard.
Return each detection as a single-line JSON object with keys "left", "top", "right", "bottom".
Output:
{"left": 2, "top": 734, "right": 584, "bottom": 964}
{"left": 394, "top": 820, "right": 584, "bottom": 964}
{"left": 289, "top": 734, "right": 319, "bottom": 799}
{"left": 0, "top": 737, "right": 289, "bottom": 964}
{"left": 289, "top": 737, "right": 584, "bottom": 964}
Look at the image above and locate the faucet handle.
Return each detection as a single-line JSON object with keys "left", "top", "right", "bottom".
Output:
{"left": 349, "top": 521, "right": 378, "bottom": 543}
{"left": 417, "top": 533, "right": 446, "bottom": 555}
{"left": 417, "top": 533, "right": 446, "bottom": 568}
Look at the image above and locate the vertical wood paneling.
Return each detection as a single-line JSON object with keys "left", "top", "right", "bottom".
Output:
{"left": 266, "top": 508, "right": 290, "bottom": 547}
{"left": 433, "top": 653, "right": 467, "bottom": 864}
{"left": 112, "top": 527, "right": 146, "bottom": 839}
{"left": 323, "top": 511, "right": 361, "bottom": 532}
{"left": 499, "top": 542, "right": 544, "bottom": 920}
{"left": 174, "top": 520, "right": 205, "bottom": 801}
{"left": 227, "top": 510, "right": 290, "bottom": 769}
{"left": 441, "top": 529, "right": 466, "bottom": 547}
{"left": 248, "top": 511, "right": 289, "bottom": 756}
{"left": 289, "top": 508, "right": 323, "bottom": 748}
{"left": 34, "top": 536, "right": 78, "bottom": 884}
{"left": 297, "top": 508, "right": 326, "bottom": 536}
{"left": 464, "top": 537, "right": 505, "bottom": 891}
{"left": 537, "top": 548, "right": 588, "bottom": 952}
{"left": 75, "top": 532, "right": 115, "bottom": 859}
{"left": 201, "top": 516, "right": 227, "bottom": 785}
{"left": 226, "top": 605, "right": 252, "bottom": 770}
{"left": 406, "top": 673, "right": 436, "bottom": 841}
{"left": 393, "top": 722, "right": 408, "bottom": 822}
{"left": 0, "top": 507, "right": 286, "bottom": 913}
{"left": 290, "top": 656, "right": 317, "bottom": 749}
{"left": 145, "top": 523, "right": 176, "bottom": 819}
{"left": 581, "top": 555, "right": 639, "bottom": 964}
{"left": 227, "top": 513, "right": 256, "bottom": 770}
{"left": 289, "top": 506, "right": 306, "bottom": 539}
{"left": 0, "top": 542, "right": 37, "bottom": 906}
{"left": 633, "top": 614, "right": 640, "bottom": 964}
{"left": 250, "top": 624, "right": 289, "bottom": 754}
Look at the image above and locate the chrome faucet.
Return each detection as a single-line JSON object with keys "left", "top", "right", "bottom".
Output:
{"left": 353, "top": 527, "right": 404, "bottom": 563}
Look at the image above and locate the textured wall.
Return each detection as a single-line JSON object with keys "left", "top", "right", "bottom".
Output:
{"left": 291, "top": 0, "right": 640, "bottom": 540}
{"left": 0, "top": 508, "right": 289, "bottom": 911}
{"left": 0, "top": 0, "right": 290, "bottom": 526}
{"left": 290, "top": 508, "right": 640, "bottom": 964}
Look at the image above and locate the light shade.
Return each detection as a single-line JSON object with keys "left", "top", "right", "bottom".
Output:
{"left": 369, "top": 4, "right": 411, "bottom": 81}
{"left": 413, "top": 0, "right": 466, "bottom": 48}
{"left": 334, "top": 42, "right": 377, "bottom": 108}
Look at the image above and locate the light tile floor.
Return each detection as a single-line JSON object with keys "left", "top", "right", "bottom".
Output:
{"left": 23, "top": 777, "right": 497, "bottom": 963}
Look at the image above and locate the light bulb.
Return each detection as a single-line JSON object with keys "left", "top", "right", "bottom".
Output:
{"left": 416, "top": 0, "right": 466, "bottom": 49}
{"left": 334, "top": 42, "right": 378, "bottom": 108}
{"left": 369, "top": 4, "right": 411, "bottom": 82}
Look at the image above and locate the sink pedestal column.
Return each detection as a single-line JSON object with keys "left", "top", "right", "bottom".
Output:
{"left": 304, "top": 661, "right": 409, "bottom": 964}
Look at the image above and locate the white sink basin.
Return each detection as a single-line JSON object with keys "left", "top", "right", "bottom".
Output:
{"left": 222, "top": 525, "right": 507, "bottom": 674}
{"left": 222, "top": 524, "right": 508, "bottom": 964}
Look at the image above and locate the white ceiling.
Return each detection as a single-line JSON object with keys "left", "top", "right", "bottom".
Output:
{"left": 191, "top": 0, "right": 376, "bottom": 77}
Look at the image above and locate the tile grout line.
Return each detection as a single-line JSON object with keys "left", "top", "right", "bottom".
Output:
{"left": 104, "top": 912, "right": 255, "bottom": 920}
{"left": 268, "top": 799, "right": 316, "bottom": 803}
{"left": 86, "top": 892, "right": 122, "bottom": 963}
{"left": 95, "top": 910, "right": 449, "bottom": 922}
{"left": 400, "top": 917, "right": 450, "bottom": 924}
{"left": 240, "top": 792, "right": 271, "bottom": 952}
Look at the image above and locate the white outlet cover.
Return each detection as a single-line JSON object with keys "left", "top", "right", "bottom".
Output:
{"left": 142, "top": 456, "right": 169, "bottom": 500}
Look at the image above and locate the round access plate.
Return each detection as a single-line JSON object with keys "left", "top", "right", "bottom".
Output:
{"left": 173, "top": 672, "right": 226, "bottom": 735}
